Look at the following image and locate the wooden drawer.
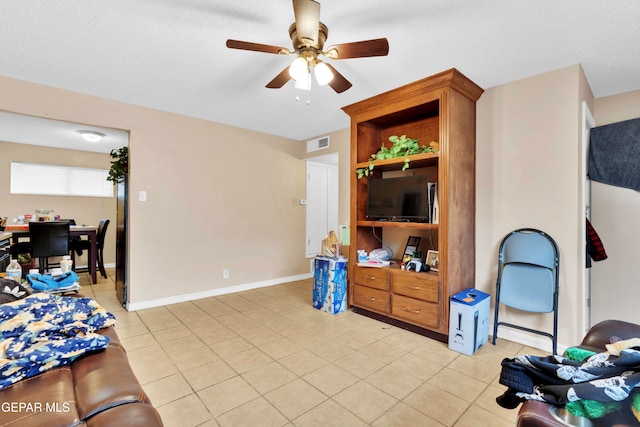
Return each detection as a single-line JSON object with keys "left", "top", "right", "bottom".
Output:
{"left": 391, "top": 294, "right": 439, "bottom": 329}
{"left": 353, "top": 267, "right": 389, "bottom": 291}
{"left": 353, "top": 284, "right": 390, "bottom": 315}
{"left": 391, "top": 272, "right": 439, "bottom": 303}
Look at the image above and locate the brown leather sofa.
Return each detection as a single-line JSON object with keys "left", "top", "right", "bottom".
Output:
{"left": 0, "top": 326, "right": 163, "bottom": 427}
{"left": 516, "top": 319, "right": 640, "bottom": 427}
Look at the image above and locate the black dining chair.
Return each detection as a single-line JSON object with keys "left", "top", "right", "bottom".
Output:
{"left": 70, "top": 219, "right": 110, "bottom": 279}
{"left": 28, "top": 221, "right": 70, "bottom": 274}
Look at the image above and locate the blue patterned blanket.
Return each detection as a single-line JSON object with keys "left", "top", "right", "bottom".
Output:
{"left": 0, "top": 293, "right": 116, "bottom": 389}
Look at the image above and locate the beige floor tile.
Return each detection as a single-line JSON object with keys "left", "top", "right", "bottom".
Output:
{"left": 364, "top": 365, "right": 424, "bottom": 399}
{"left": 236, "top": 324, "right": 283, "bottom": 346}
{"left": 380, "top": 329, "right": 430, "bottom": 352}
{"left": 278, "top": 349, "right": 329, "bottom": 376}
{"left": 428, "top": 367, "right": 488, "bottom": 403}
{"left": 333, "top": 329, "right": 378, "bottom": 350}
{"left": 168, "top": 344, "right": 221, "bottom": 372}
{"left": 193, "top": 299, "right": 238, "bottom": 318}
{"left": 208, "top": 336, "right": 254, "bottom": 358}
{"left": 334, "top": 350, "right": 385, "bottom": 379}
{"left": 129, "top": 352, "right": 178, "bottom": 385}
{"left": 143, "top": 373, "right": 193, "bottom": 407}
{"left": 161, "top": 334, "right": 206, "bottom": 358}
{"left": 447, "top": 353, "right": 502, "bottom": 384}
{"left": 198, "top": 376, "right": 260, "bottom": 417}
{"left": 473, "top": 384, "right": 518, "bottom": 423}
{"left": 264, "top": 378, "right": 327, "bottom": 419}
{"left": 388, "top": 352, "right": 442, "bottom": 381}
{"left": 87, "top": 274, "right": 530, "bottom": 427}
{"left": 372, "top": 401, "right": 444, "bottom": 427}
{"left": 262, "top": 318, "right": 306, "bottom": 337}
{"left": 153, "top": 324, "right": 194, "bottom": 343}
{"left": 453, "top": 405, "right": 514, "bottom": 427}
{"left": 410, "top": 339, "right": 460, "bottom": 366}
{"left": 182, "top": 358, "right": 237, "bottom": 391}
{"left": 192, "top": 323, "right": 238, "bottom": 345}
{"left": 293, "top": 399, "right": 367, "bottom": 427}
{"left": 403, "top": 382, "right": 469, "bottom": 426}
{"left": 138, "top": 309, "right": 183, "bottom": 332}
{"left": 358, "top": 340, "right": 407, "bottom": 364}
{"left": 241, "top": 361, "right": 298, "bottom": 394}
{"left": 113, "top": 321, "right": 149, "bottom": 340}
{"left": 302, "top": 364, "right": 359, "bottom": 396}
{"left": 224, "top": 347, "right": 274, "bottom": 374}
{"left": 259, "top": 337, "right": 304, "bottom": 360}
{"left": 306, "top": 340, "right": 355, "bottom": 362}
{"left": 216, "top": 397, "right": 288, "bottom": 427}
{"left": 286, "top": 330, "right": 324, "bottom": 348}
{"left": 333, "top": 380, "right": 398, "bottom": 424}
{"left": 156, "top": 393, "right": 214, "bottom": 427}
{"left": 126, "top": 342, "right": 167, "bottom": 365}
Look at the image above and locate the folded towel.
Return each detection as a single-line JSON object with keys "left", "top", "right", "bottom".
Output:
{"left": 26, "top": 271, "right": 79, "bottom": 291}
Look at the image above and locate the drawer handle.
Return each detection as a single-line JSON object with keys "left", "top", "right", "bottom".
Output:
{"left": 403, "top": 307, "right": 421, "bottom": 314}
{"left": 365, "top": 276, "right": 376, "bottom": 280}
{"left": 366, "top": 296, "right": 377, "bottom": 301}
{"left": 408, "top": 285, "right": 421, "bottom": 290}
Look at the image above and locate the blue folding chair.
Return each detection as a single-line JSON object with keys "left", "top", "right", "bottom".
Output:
{"left": 492, "top": 228, "right": 560, "bottom": 354}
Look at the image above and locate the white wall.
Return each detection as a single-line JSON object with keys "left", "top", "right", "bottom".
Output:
{"left": 476, "top": 65, "right": 593, "bottom": 351}
{"left": 590, "top": 89, "right": 640, "bottom": 324}
{"left": 0, "top": 75, "right": 311, "bottom": 310}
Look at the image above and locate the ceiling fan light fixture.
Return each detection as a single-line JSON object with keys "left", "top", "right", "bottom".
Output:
{"left": 295, "top": 72, "right": 311, "bottom": 90}
{"left": 289, "top": 56, "right": 309, "bottom": 81}
{"left": 78, "top": 130, "right": 105, "bottom": 143}
{"left": 314, "top": 61, "right": 333, "bottom": 86}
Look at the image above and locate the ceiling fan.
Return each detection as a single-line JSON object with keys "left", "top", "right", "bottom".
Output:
{"left": 225, "top": 0, "right": 389, "bottom": 93}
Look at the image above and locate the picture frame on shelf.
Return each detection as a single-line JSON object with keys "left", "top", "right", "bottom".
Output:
{"left": 426, "top": 250, "right": 439, "bottom": 271}
{"left": 403, "top": 236, "right": 421, "bottom": 259}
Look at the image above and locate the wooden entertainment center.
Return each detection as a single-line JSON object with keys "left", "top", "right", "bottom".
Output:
{"left": 342, "top": 69, "right": 483, "bottom": 340}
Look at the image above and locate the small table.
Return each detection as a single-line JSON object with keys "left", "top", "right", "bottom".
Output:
{"left": 5, "top": 224, "right": 99, "bottom": 284}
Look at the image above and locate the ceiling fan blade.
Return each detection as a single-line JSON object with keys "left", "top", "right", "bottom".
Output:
{"left": 325, "top": 38, "right": 389, "bottom": 59}
{"left": 226, "top": 39, "right": 290, "bottom": 55}
{"left": 324, "top": 64, "right": 352, "bottom": 93}
{"left": 266, "top": 67, "right": 292, "bottom": 89}
{"left": 292, "top": 0, "right": 320, "bottom": 45}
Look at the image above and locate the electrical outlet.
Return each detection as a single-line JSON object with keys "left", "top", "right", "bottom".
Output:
{"left": 223, "top": 268, "right": 229, "bottom": 279}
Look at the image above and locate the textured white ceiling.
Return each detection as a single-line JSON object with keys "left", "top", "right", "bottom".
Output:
{"left": 0, "top": 0, "right": 639, "bottom": 145}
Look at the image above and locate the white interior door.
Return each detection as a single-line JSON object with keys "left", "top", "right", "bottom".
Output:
{"left": 306, "top": 157, "right": 338, "bottom": 258}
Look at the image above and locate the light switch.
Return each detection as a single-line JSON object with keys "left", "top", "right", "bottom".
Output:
{"left": 139, "top": 191, "right": 147, "bottom": 202}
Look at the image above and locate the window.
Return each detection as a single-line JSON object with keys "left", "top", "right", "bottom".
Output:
{"left": 10, "top": 162, "right": 113, "bottom": 197}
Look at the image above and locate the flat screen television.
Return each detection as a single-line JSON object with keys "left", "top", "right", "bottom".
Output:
{"left": 366, "top": 175, "right": 432, "bottom": 222}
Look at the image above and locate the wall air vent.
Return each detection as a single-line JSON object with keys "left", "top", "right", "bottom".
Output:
{"left": 306, "top": 136, "right": 330, "bottom": 153}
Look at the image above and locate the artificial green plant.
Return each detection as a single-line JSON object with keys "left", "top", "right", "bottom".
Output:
{"left": 107, "top": 146, "right": 128, "bottom": 184}
{"left": 356, "top": 135, "right": 438, "bottom": 179}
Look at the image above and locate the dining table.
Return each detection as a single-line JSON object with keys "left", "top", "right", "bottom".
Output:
{"left": 4, "top": 223, "right": 99, "bottom": 284}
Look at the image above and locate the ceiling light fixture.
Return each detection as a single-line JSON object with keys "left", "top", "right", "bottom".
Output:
{"left": 78, "top": 130, "right": 105, "bottom": 143}
{"left": 288, "top": 53, "right": 334, "bottom": 90}
{"left": 314, "top": 61, "right": 333, "bottom": 86}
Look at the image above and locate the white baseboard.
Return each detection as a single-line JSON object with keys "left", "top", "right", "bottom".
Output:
{"left": 491, "top": 324, "right": 567, "bottom": 355}
{"left": 126, "top": 273, "right": 313, "bottom": 311}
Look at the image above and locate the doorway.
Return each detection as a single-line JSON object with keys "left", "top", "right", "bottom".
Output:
{"left": 306, "top": 153, "right": 339, "bottom": 258}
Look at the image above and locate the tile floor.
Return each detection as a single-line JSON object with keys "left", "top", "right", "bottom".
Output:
{"left": 79, "top": 270, "right": 547, "bottom": 427}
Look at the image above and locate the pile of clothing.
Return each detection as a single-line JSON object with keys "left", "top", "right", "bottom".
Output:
{"left": 497, "top": 339, "right": 640, "bottom": 422}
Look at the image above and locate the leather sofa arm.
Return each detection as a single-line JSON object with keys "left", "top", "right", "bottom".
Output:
{"left": 517, "top": 401, "right": 567, "bottom": 427}
{"left": 580, "top": 320, "right": 640, "bottom": 351}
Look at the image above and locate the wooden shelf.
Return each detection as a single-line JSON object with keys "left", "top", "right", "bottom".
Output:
{"left": 356, "top": 220, "right": 438, "bottom": 230}
{"left": 354, "top": 152, "right": 439, "bottom": 173}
